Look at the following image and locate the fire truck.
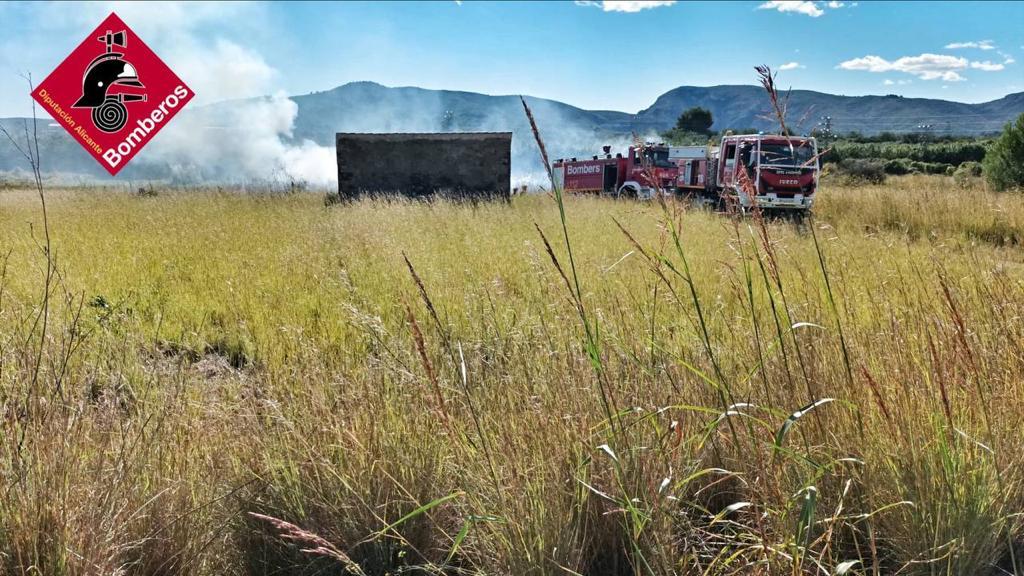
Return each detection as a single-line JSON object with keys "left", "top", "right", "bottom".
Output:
{"left": 552, "top": 143, "right": 679, "bottom": 199}
{"left": 672, "top": 134, "right": 819, "bottom": 212}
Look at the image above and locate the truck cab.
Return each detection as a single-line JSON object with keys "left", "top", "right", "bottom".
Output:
{"left": 622, "top": 143, "right": 679, "bottom": 198}
{"left": 719, "top": 135, "right": 819, "bottom": 211}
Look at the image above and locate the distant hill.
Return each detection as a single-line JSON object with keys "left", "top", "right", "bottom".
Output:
{"left": 632, "top": 85, "right": 1024, "bottom": 136}
{"left": 2, "top": 81, "right": 1022, "bottom": 182}
{"left": 287, "top": 81, "right": 633, "bottom": 143}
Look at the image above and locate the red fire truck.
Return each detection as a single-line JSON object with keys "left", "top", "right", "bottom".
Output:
{"left": 552, "top": 143, "right": 679, "bottom": 199}
{"left": 672, "top": 134, "right": 819, "bottom": 212}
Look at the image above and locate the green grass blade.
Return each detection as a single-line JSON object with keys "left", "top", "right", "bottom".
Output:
{"left": 775, "top": 398, "right": 836, "bottom": 449}
{"left": 374, "top": 491, "right": 463, "bottom": 538}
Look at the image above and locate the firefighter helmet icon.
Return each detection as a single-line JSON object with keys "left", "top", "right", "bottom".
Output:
{"left": 72, "top": 30, "right": 148, "bottom": 133}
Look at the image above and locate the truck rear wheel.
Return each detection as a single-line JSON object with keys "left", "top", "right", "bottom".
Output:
{"left": 618, "top": 184, "right": 639, "bottom": 199}
{"left": 693, "top": 195, "right": 720, "bottom": 211}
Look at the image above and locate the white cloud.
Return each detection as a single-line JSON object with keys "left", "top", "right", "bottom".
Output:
{"left": 883, "top": 79, "right": 894, "bottom": 86}
{"left": 970, "top": 60, "right": 1005, "bottom": 71}
{"left": 945, "top": 40, "right": 995, "bottom": 50}
{"left": 837, "top": 53, "right": 968, "bottom": 81}
{"left": 841, "top": 53, "right": 1007, "bottom": 79}
{"left": 758, "top": 1, "right": 824, "bottom": 17}
{"left": 779, "top": 62, "right": 805, "bottom": 70}
{"left": 575, "top": 0, "right": 676, "bottom": 12}
{"left": 827, "top": 1, "right": 844, "bottom": 7}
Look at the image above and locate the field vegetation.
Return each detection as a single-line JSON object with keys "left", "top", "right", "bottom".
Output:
{"left": 828, "top": 139, "right": 989, "bottom": 166}
{"left": 1, "top": 174, "right": 1023, "bottom": 575}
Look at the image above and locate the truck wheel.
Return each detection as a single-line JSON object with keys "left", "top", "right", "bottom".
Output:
{"left": 696, "top": 195, "right": 719, "bottom": 211}
{"left": 618, "top": 185, "right": 638, "bottom": 199}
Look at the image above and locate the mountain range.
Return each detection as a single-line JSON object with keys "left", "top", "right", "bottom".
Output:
{"left": 2, "top": 81, "right": 1022, "bottom": 182}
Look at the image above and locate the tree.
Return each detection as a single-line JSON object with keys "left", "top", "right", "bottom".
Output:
{"left": 984, "top": 113, "right": 1024, "bottom": 191}
{"left": 674, "top": 107, "right": 714, "bottom": 135}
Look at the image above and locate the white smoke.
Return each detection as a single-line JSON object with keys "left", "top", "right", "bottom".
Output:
{"left": 139, "top": 92, "right": 335, "bottom": 187}
{"left": 52, "top": 2, "right": 338, "bottom": 187}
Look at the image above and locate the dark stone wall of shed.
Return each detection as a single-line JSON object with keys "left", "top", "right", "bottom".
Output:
{"left": 336, "top": 134, "right": 511, "bottom": 200}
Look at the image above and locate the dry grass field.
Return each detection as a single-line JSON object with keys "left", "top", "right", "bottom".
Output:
{"left": 1, "top": 175, "right": 1023, "bottom": 575}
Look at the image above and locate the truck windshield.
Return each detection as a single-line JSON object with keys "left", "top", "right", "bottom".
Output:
{"left": 759, "top": 141, "right": 816, "bottom": 167}
{"left": 642, "top": 148, "right": 675, "bottom": 168}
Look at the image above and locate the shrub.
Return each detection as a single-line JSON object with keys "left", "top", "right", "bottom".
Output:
{"left": 909, "top": 161, "right": 949, "bottom": 175}
{"left": 958, "top": 161, "right": 984, "bottom": 177}
{"left": 661, "top": 128, "right": 710, "bottom": 146}
{"left": 838, "top": 158, "right": 886, "bottom": 184}
{"left": 984, "top": 113, "right": 1024, "bottom": 191}
{"left": 954, "top": 161, "right": 984, "bottom": 188}
{"left": 883, "top": 158, "right": 913, "bottom": 175}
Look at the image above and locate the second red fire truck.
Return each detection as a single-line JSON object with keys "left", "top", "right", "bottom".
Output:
{"left": 552, "top": 143, "right": 679, "bottom": 200}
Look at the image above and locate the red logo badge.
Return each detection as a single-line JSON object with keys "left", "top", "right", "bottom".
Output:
{"left": 32, "top": 12, "right": 193, "bottom": 175}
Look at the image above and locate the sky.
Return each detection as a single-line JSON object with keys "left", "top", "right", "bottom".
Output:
{"left": 1, "top": 0, "right": 1023, "bottom": 118}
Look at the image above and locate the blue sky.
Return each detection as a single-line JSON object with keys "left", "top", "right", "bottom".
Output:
{"left": 1, "top": 0, "right": 1022, "bottom": 117}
